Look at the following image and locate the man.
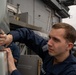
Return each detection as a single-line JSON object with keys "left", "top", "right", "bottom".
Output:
{"left": 1, "top": 23, "right": 76, "bottom": 75}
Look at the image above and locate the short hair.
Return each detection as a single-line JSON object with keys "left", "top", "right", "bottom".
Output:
{"left": 52, "top": 23, "right": 76, "bottom": 43}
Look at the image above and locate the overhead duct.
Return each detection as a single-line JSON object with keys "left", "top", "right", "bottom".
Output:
{"left": 41, "top": 0, "right": 69, "bottom": 18}
{"left": 57, "top": 9, "right": 70, "bottom": 18}
{"left": 61, "top": 0, "right": 76, "bottom": 6}
{"left": 41, "top": 0, "right": 61, "bottom": 10}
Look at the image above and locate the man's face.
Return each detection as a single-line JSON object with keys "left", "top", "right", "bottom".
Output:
{"left": 47, "top": 28, "right": 71, "bottom": 57}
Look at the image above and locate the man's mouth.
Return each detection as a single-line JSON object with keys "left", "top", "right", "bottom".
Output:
{"left": 48, "top": 47, "right": 54, "bottom": 52}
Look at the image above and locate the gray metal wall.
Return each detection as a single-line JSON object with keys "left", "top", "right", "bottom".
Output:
{"left": 8, "top": 0, "right": 60, "bottom": 33}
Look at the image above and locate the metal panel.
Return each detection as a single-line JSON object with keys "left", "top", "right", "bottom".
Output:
{"left": 0, "top": 51, "right": 8, "bottom": 75}
{"left": 17, "top": 55, "right": 42, "bottom": 75}
{"left": 18, "top": 12, "right": 28, "bottom": 24}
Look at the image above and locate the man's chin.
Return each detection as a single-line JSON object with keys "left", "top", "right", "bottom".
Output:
{"left": 48, "top": 52, "right": 55, "bottom": 56}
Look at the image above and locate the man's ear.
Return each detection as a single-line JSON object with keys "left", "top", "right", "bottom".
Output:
{"left": 67, "top": 43, "right": 74, "bottom": 51}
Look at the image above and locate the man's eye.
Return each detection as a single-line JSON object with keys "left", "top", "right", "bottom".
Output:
{"left": 48, "top": 36, "right": 51, "bottom": 40}
{"left": 53, "top": 38, "right": 60, "bottom": 42}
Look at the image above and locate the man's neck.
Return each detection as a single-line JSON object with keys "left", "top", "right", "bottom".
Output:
{"left": 53, "top": 52, "right": 70, "bottom": 65}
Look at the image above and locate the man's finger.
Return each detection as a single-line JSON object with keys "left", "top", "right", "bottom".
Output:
{"left": 0, "top": 29, "right": 5, "bottom": 34}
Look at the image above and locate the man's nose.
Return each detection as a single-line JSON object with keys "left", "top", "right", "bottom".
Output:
{"left": 47, "top": 39, "right": 53, "bottom": 46}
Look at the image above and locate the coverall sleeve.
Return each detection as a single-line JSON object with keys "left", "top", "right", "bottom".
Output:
{"left": 64, "top": 69, "right": 76, "bottom": 75}
{"left": 9, "top": 28, "right": 48, "bottom": 59}
{"left": 8, "top": 42, "right": 20, "bottom": 62}
{"left": 8, "top": 42, "right": 20, "bottom": 66}
{"left": 11, "top": 70, "right": 21, "bottom": 75}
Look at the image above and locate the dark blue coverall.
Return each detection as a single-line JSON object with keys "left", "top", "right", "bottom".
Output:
{"left": 9, "top": 28, "right": 76, "bottom": 75}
